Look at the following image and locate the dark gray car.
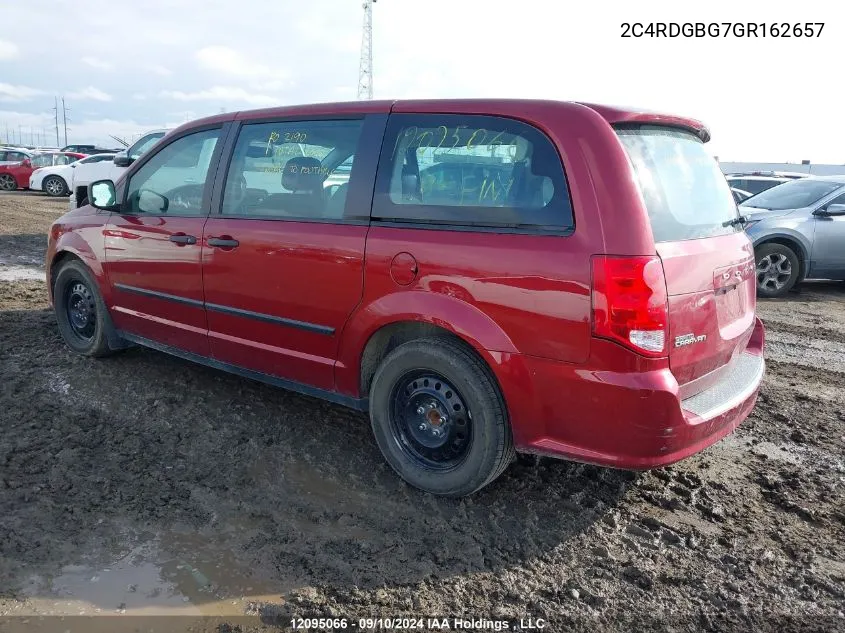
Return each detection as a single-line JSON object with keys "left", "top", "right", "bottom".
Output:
{"left": 741, "top": 175, "right": 845, "bottom": 297}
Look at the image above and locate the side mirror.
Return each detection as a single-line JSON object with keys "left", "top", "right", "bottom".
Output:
{"left": 825, "top": 203, "right": 845, "bottom": 217}
{"left": 137, "top": 189, "right": 168, "bottom": 213}
{"left": 88, "top": 179, "right": 119, "bottom": 210}
{"left": 21, "top": 159, "right": 31, "bottom": 168}
{"left": 113, "top": 153, "right": 133, "bottom": 167}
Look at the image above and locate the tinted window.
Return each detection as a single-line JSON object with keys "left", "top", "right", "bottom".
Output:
{"left": 129, "top": 132, "right": 166, "bottom": 160}
{"left": 125, "top": 129, "right": 220, "bottom": 215}
{"left": 617, "top": 126, "right": 739, "bottom": 242}
{"left": 828, "top": 193, "right": 845, "bottom": 206}
{"left": 221, "top": 119, "right": 363, "bottom": 220}
{"left": 373, "top": 114, "right": 572, "bottom": 230}
{"left": 55, "top": 154, "right": 77, "bottom": 165}
{"left": 743, "top": 179, "right": 780, "bottom": 195}
{"left": 741, "top": 179, "right": 844, "bottom": 211}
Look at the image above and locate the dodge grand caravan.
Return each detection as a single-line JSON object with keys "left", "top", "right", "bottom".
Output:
{"left": 46, "top": 100, "right": 765, "bottom": 497}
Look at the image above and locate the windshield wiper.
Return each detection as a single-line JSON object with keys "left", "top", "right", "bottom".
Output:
{"left": 723, "top": 215, "right": 749, "bottom": 227}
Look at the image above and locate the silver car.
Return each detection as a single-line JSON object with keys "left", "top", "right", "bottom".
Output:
{"left": 741, "top": 175, "right": 845, "bottom": 297}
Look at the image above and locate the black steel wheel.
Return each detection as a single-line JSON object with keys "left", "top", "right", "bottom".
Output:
{"left": 369, "top": 337, "right": 514, "bottom": 497}
{"left": 65, "top": 281, "right": 97, "bottom": 342}
{"left": 53, "top": 259, "right": 120, "bottom": 357}
{"left": 389, "top": 371, "right": 472, "bottom": 471}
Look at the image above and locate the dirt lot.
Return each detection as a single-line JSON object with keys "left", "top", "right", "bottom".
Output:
{"left": 0, "top": 191, "right": 843, "bottom": 632}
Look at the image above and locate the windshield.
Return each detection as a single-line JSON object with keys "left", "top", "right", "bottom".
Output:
{"left": 740, "top": 179, "right": 844, "bottom": 210}
{"left": 616, "top": 126, "right": 739, "bottom": 242}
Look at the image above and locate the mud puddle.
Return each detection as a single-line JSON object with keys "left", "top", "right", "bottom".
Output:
{"left": 13, "top": 528, "right": 287, "bottom": 617}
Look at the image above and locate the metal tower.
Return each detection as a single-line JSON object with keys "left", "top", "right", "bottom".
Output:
{"left": 357, "top": 0, "right": 376, "bottom": 100}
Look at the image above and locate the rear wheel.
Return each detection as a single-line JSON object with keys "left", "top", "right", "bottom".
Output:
{"left": 43, "top": 175, "right": 68, "bottom": 197}
{"left": 369, "top": 338, "right": 514, "bottom": 497}
{"left": 0, "top": 174, "right": 16, "bottom": 191}
{"left": 755, "top": 243, "right": 800, "bottom": 298}
{"left": 53, "top": 259, "right": 118, "bottom": 357}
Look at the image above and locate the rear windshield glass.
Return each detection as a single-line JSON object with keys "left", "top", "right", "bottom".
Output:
{"left": 740, "top": 179, "right": 843, "bottom": 211}
{"left": 616, "top": 126, "right": 739, "bottom": 242}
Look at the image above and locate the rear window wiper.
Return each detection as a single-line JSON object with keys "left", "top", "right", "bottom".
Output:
{"left": 722, "top": 215, "right": 749, "bottom": 227}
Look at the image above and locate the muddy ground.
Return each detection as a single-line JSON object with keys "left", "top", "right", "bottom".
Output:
{"left": 0, "top": 191, "right": 843, "bottom": 632}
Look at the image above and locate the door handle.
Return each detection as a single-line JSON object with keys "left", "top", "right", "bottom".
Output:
{"left": 169, "top": 234, "right": 197, "bottom": 245}
{"left": 207, "top": 237, "right": 239, "bottom": 248}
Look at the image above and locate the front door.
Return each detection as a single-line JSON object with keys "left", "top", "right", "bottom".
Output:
{"left": 202, "top": 116, "right": 383, "bottom": 390}
{"left": 812, "top": 191, "right": 845, "bottom": 279}
{"left": 104, "top": 127, "right": 224, "bottom": 355}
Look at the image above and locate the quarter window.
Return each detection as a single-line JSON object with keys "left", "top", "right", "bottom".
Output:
{"left": 221, "top": 120, "right": 363, "bottom": 220}
{"left": 373, "top": 114, "right": 572, "bottom": 230}
{"left": 124, "top": 129, "right": 220, "bottom": 215}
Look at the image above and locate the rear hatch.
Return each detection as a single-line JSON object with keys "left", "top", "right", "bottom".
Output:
{"left": 617, "top": 126, "right": 756, "bottom": 395}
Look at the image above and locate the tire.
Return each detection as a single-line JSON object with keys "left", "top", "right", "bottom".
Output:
{"left": 43, "top": 175, "right": 68, "bottom": 197}
{"left": 53, "top": 259, "right": 119, "bottom": 357}
{"left": 0, "top": 173, "right": 17, "bottom": 191}
{"left": 369, "top": 337, "right": 514, "bottom": 497}
{"left": 755, "top": 243, "right": 801, "bottom": 298}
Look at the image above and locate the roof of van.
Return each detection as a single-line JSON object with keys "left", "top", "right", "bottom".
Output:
{"left": 182, "top": 99, "right": 710, "bottom": 142}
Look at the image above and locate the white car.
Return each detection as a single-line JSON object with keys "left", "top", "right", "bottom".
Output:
{"left": 70, "top": 129, "right": 169, "bottom": 208}
{"left": 30, "top": 153, "right": 116, "bottom": 197}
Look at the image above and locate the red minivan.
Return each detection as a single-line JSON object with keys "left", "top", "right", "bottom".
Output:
{"left": 46, "top": 100, "right": 765, "bottom": 496}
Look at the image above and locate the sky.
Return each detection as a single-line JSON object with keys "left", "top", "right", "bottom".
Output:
{"left": 0, "top": 0, "right": 842, "bottom": 162}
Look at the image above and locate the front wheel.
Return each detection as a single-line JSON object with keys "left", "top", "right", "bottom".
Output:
{"left": 43, "top": 175, "right": 69, "bottom": 197}
{"left": 53, "top": 259, "right": 118, "bottom": 357}
{"left": 755, "top": 243, "right": 800, "bottom": 298}
{"left": 369, "top": 338, "right": 514, "bottom": 497}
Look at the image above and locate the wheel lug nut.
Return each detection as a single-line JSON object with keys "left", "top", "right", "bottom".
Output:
{"left": 416, "top": 406, "right": 425, "bottom": 415}
{"left": 418, "top": 423, "right": 426, "bottom": 431}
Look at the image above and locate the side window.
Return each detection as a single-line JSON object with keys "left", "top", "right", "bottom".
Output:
{"left": 827, "top": 193, "right": 845, "bottom": 206}
{"left": 124, "top": 129, "right": 220, "bottom": 216}
{"left": 373, "top": 114, "right": 572, "bottom": 230}
{"left": 129, "top": 133, "right": 165, "bottom": 160}
{"left": 55, "top": 154, "right": 76, "bottom": 165}
{"left": 221, "top": 119, "right": 363, "bottom": 220}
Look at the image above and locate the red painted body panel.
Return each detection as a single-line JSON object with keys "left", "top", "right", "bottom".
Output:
{"left": 1, "top": 153, "right": 86, "bottom": 188}
{"left": 201, "top": 218, "right": 368, "bottom": 390}
{"left": 103, "top": 214, "right": 209, "bottom": 355}
{"left": 44, "top": 98, "right": 765, "bottom": 473}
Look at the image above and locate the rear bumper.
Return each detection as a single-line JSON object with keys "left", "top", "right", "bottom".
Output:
{"left": 510, "top": 317, "right": 765, "bottom": 469}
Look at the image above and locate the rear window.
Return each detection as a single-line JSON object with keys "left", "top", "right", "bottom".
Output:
{"left": 617, "top": 126, "right": 739, "bottom": 242}
{"left": 740, "top": 179, "right": 843, "bottom": 211}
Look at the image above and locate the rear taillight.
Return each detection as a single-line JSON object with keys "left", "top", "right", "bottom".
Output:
{"left": 591, "top": 255, "right": 668, "bottom": 357}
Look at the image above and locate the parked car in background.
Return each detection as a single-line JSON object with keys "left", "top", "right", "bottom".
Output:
{"left": 0, "top": 152, "right": 86, "bottom": 191}
{"left": 62, "top": 144, "right": 123, "bottom": 155}
{"left": 69, "top": 129, "right": 169, "bottom": 208}
{"left": 0, "top": 147, "right": 35, "bottom": 166}
{"left": 731, "top": 187, "right": 753, "bottom": 204}
{"left": 741, "top": 175, "right": 845, "bottom": 297}
{"left": 47, "top": 100, "right": 764, "bottom": 496}
{"left": 30, "top": 153, "right": 117, "bottom": 197}
{"left": 726, "top": 171, "right": 806, "bottom": 196}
